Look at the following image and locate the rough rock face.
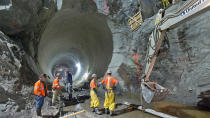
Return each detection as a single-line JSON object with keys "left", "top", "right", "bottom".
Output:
{"left": 0, "top": 31, "right": 24, "bottom": 113}
{"left": 160, "top": 4, "right": 210, "bottom": 105}
{"left": 94, "top": 0, "right": 158, "bottom": 94}
{"left": 0, "top": 0, "right": 57, "bottom": 113}
{"left": 0, "top": 30, "right": 41, "bottom": 117}
{"left": 0, "top": 0, "right": 57, "bottom": 59}
{"left": 95, "top": 0, "right": 210, "bottom": 106}
{"left": 105, "top": 0, "right": 159, "bottom": 24}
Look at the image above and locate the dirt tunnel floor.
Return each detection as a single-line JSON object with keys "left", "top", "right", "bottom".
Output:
{"left": 61, "top": 94, "right": 160, "bottom": 118}
{"left": 62, "top": 100, "right": 158, "bottom": 118}
{"left": 60, "top": 94, "right": 210, "bottom": 118}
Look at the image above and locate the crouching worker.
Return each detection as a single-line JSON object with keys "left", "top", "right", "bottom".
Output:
{"left": 101, "top": 70, "right": 118, "bottom": 116}
{"left": 52, "top": 73, "right": 62, "bottom": 106}
{"left": 34, "top": 74, "right": 48, "bottom": 117}
{"left": 90, "top": 74, "right": 102, "bottom": 115}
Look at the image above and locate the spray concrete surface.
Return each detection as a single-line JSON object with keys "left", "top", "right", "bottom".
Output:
{"left": 38, "top": 0, "right": 113, "bottom": 86}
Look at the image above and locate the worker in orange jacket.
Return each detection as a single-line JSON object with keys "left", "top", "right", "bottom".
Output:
{"left": 101, "top": 70, "right": 118, "bottom": 116}
{"left": 34, "top": 74, "right": 48, "bottom": 117}
{"left": 90, "top": 74, "right": 102, "bottom": 115}
{"left": 52, "top": 73, "right": 62, "bottom": 106}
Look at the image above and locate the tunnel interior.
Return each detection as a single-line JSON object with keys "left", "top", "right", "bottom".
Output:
{"left": 37, "top": 2, "right": 113, "bottom": 86}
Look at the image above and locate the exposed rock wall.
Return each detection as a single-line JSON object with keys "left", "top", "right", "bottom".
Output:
{"left": 0, "top": 31, "right": 25, "bottom": 113}
{"left": 97, "top": 0, "right": 210, "bottom": 106}
{"left": 0, "top": 0, "right": 57, "bottom": 59}
{"left": 0, "top": 0, "right": 57, "bottom": 114}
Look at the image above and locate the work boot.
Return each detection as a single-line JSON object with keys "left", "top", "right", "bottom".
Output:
{"left": 92, "top": 108, "right": 95, "bottom": 112}
{"left": 51, "top": 103, "right": 55, "bottom": 106}
{"left": 36, "top": 109, "right": 41, "bottom": 116}
{"left": 110, "top": 110, "right": 114, "bottom": 116}
{"left": 51, "top": 103, "right": 56, "bottom": 109}
{"left": 95, "top": 108, "right": 102, "bottom": 115}
{"left": 105, "top": 108, "right": 109, "bottom": 114}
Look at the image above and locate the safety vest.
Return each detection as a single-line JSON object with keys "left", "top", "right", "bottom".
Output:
{"left": 102, "top": 75, "right": 118, "bottom": 89}
{"left": 52, "top": 77, "right": 62, "bottom": 90}
{"left": 90, "top": 79, "right": 97, "bottom": 89}
{"left": 34, "top": 80, "right": 47, "bottom": 96}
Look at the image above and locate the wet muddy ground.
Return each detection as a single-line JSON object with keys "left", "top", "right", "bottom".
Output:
{"left": 60, "top": 93, "right": 210, "bottom": 118}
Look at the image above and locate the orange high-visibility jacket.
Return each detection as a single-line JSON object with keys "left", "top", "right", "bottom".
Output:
{"left": 52, "top": 77, "right": 62, "bottom": 90}
{"left": 101, "top": 75, "right": 118, "bottom": 89}
{"left": 90, "top": 79, "right": 97, "bottom": 89}
{"left": 34, "top": 80, "right": 47, "bottom": 96}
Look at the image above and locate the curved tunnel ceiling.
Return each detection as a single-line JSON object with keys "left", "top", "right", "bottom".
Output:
{"left": 38, "top": 2, "right": 113, "bottom": 86}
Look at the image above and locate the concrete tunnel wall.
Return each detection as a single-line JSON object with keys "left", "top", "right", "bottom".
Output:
{"left": 38, "top": 1, "right": 113, "bottom": 86}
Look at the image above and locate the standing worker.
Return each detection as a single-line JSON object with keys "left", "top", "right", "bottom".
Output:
{"left": 101, "top": 70, "right": 118, "bottom": 116}
{"left": 65, "top": 71, "right": 73, "bottom": 101}
{"left": 90, "top": 74, "right": 102, "bottom": 115}
{"left": 52, "top": 73, "right": 62, "bottom": 106}
{"left": 34, "top": 74, "right": 48, "bottom": 117}
{"left": 162, "top": 0, "right": 170, "bottom": 8}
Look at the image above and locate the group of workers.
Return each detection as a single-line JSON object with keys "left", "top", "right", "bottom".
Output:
{"left": 90, "top": 70, "right": 118, "bottom": 116}
{"left": 34, "top": 71, "right": 73, "bottom": 117}
{"left": 33, "top": 69, "right": 118, "bottom": 117}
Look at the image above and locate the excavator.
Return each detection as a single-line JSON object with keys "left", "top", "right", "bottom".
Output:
{"left": 140, "top": 0, "right": 210, "bottom": 103}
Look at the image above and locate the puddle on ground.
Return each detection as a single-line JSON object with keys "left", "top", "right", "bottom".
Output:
{"left": 152, "top": 101, "right": 210, "bottom": 118}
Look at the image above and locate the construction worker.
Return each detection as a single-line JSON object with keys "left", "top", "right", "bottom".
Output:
{"left": 155, "top": 9, "right": 164, "bottom": 25}
{"left": 65, "top": 71, "right": 73, "bottom": 101}
{"left": 101, "top": 70, "right": 118, "bottom": 116}
{"left": 90, "top": 74, "right": 102, "bottom": 115}
{"left": 52, "top": 73, "right": 62, "bottom": 106}
{"left": 162, "top": 0, "right": 170, "bottom": 8}
{"left": 34, "top": 74, "right": 48, "bottom": 117}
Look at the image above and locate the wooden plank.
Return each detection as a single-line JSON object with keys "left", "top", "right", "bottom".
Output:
{"left": 128, "top": 11, "right": 143, "bottom": 31}
{"left": 59, "top": 110, "right": 85, "bottom": 118}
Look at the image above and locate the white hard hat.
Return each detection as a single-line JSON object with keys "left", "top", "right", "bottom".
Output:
{"left": 92, "top": 74, "right": 97, "bottom": 78}
{"left": 107, "top": 70, "right": 112, "bottom": 74}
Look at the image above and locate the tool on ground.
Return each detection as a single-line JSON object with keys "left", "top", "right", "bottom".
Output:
{"left": 60, "top": 110, "right": 85, "bottom": 118}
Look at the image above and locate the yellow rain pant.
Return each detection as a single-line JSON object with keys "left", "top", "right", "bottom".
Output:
{"left": 90, "top": 89, "right": 100, "bottom": 108}
{"left": 104, "top": 89, "right": 115, "bottom": 111}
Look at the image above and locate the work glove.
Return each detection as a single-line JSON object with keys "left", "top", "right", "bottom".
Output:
{"left": 98, "top": 82, "right": 102, "bottom": 87}
{"left": 98, "top": 83, "right": 105, "bottom": 89}
{"left": 52, "top": 87, "right": 56, "bottom": 91}
{"left": 102, "top": 85, "right": 105, "bottom": 90}
{"left": 113, "top": 82, "right": 119, "bottom": 90}
{"left": 93, "top": 88, "right": 97, "bottom": 94}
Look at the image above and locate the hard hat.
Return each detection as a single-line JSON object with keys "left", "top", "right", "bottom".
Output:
{"left": 159, "top": 9, "right": 164, "bottom": 13}
{"left": 92, "top": 74, "right": 97, "bottom": 78}
{"left": 107, "top": 70, "right": 112, "bottom": 74}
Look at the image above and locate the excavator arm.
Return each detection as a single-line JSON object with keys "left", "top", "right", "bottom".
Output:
{"left": 144, "top": 0, "right": 210, "bottom": 81}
